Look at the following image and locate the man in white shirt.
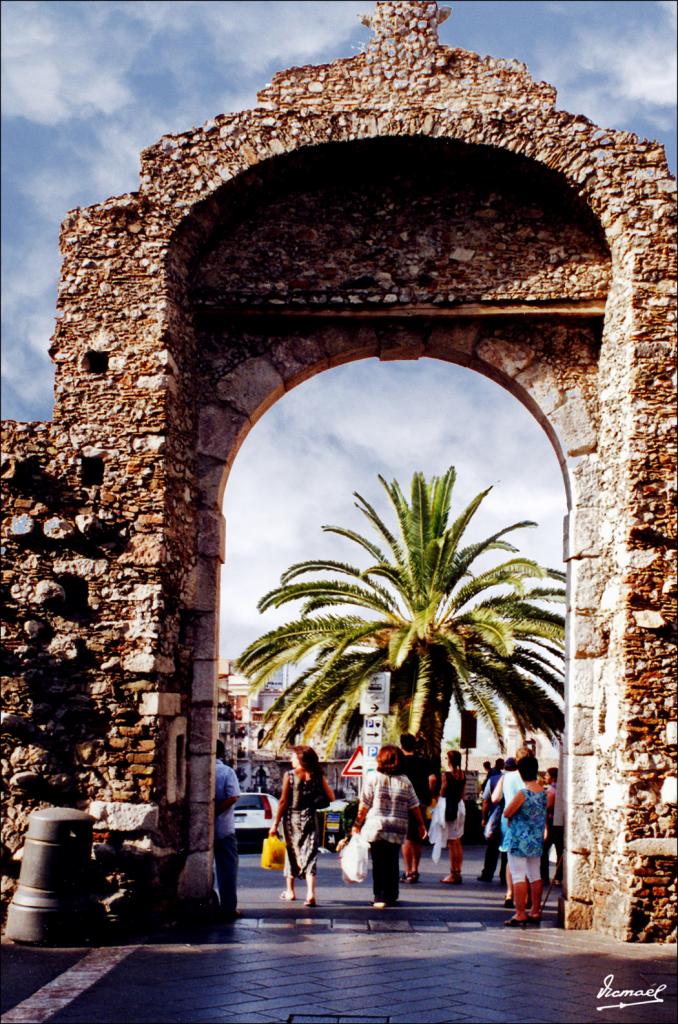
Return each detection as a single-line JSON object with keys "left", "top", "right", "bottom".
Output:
{"left": 214, "top": 740, "right": 241, "bottom": 920}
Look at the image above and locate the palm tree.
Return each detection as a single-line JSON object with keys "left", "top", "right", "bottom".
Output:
{"left": 237, "top": 467, "right": 565, "bottom": 763}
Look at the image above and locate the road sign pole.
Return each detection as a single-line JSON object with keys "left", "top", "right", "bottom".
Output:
{"left": 361, "top": 712, "right": 383, "bottom": 783}
{"left": 359, "top": 675, "right": 389, "bottom": 786}
{"left": 359, "top": 673, "right": 390, "bottom": 716}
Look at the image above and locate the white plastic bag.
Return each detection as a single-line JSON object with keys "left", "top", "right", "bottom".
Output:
{"left": 340, "top": 832, "right": 369, "bottom": 884}
{"left": 428, "top": 798, "right": 447, "bottom": 864}
{"left": 483, "top": 804, "right": 502, "bottom": 841}
{"left": 361, "top": 812, "right": 380, "bottom": 844}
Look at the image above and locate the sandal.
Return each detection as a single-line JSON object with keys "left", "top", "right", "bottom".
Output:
{"left": 404, "top": 871, "right": 420, "bottom": 884}
{"left": 504, "top": 916, "right": 527, "bottom": 927}
{"left": 279, "top": 892, "right": 296, "bottom": 901}
{"left": 526, "top": 915, "right": 542, "bottom": 925}
{"left": 440, "top": 876, "right": 455, "bottom": 884}
{"left": 304, "top": 898, "right": 316, "bottom": 907}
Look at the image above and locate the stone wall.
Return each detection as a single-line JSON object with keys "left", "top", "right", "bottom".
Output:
{"left": 192, "top": 138, "right": 610, "bottom": 309}
{"left": 1, "top": 1, "right": 675, "bottom": 939}
{"left": 1, "top": 418, "right": 187, "bottom": 920}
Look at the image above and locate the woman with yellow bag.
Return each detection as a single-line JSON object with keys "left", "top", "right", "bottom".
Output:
{"left": 261, "top": 833, "right": 286, "bottom": 871}
{"left": 268, "top": 745, "right": 335, "bottom": 907}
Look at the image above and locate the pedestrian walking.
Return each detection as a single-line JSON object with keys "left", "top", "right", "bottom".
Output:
{"left": 352, "top": 744, "right": 427, "bottom": 908}
{"left": 478, "top": 757, "right": 505, "bottom": 883}
{"left": 540, "top": 766, "right": 560, "bottom": 883}
{"left": 399, "top": 733, "right": 437, "bottom": 884}
{"left": 214, "top": 739, "right": 241, "bottom": 921}
{"left": 269, "top": 745, "right": 334, "bottom": 907}
{"left": 439, "top": 749, "right": 466, "bottom": 885}
{"left": 503, "top": 754, "right": 548, "bottom": 927}
{"left": 551, "top": 766, "right": 565, "bottom": 885}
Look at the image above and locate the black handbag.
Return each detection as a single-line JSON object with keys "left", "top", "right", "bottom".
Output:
{"left": 444, "top": 771, "right": 463, "bottom": 821}
{"left": 310, "top": 773, "right": 330, "bottom": 810}
{"left": 444, "top": 796, "right": 459, "bottom": 822}
{"left": 312, "top": 788, "right": 330, "bottom": 811}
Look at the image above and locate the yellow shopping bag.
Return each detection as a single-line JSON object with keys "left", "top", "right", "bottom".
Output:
{"left": 261, "top": 834, "right": 285, "bottom": 871}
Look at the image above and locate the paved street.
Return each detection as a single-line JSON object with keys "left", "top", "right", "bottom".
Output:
{"left": 2, "top": 846, "right": 675, "bottom": 1024}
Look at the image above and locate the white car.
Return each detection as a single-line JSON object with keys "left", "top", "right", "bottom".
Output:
{"left": 233, "top": 792, "right": 280, "bottom": 848}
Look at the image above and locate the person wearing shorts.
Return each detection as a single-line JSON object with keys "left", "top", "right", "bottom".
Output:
{"left": 502, "top": 754, "right": 547, "bottom": 926}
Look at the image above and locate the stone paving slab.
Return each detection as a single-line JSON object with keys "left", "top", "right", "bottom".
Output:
{"left": 289, "top": 1017, "right": 392, "bottom": 1024}
{"left": 367, "top": 919, "right": 413, "bottom": 932}
{"left": 329, "top": 920, "right": 369, "bottom": 932}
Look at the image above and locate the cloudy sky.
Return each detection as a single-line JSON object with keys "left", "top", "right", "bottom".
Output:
{"left": 2, "top": 2, "right": 676, "bottom": 695}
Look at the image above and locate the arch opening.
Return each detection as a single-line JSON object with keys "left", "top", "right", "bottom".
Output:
{"left": 187, "top": 335, "right": 601, "bottom": 917}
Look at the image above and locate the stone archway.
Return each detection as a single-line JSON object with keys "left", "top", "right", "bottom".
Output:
{"left": 2, "top": 2, "right": 674, "bottom": 941}
{"left": 177, "top": 131, "right": 609, "bottom": 925}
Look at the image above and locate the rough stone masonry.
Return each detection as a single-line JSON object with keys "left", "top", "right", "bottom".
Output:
{"left": 1, "top": 1, "right": 675, "bottom": 940}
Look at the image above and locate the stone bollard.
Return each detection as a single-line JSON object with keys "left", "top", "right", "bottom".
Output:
{"left": 6, "top": 807, "right": 101, "bottom": 945}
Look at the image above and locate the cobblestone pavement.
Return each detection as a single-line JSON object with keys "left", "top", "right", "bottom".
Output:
{"left": 2, "top": 848, "right": 675, "bottom": 1024}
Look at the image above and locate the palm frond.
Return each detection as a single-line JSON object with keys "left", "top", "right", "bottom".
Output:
{"left": 388, "top": 623, "right": 418, "bottom": 668}
{"left": 320, "top": 528, "right": 388, "bottom": 564}
{"left": 449, "top": 559, "right": 551, "bottom": 614}
{"left": 408, "top": 650, "right": 432, "bottom": 735}
{"left": 280, "top": 558, "right": 372, "bottom": 586}
{"left": 354, "top": 489, "right": 405, "bottom": 565}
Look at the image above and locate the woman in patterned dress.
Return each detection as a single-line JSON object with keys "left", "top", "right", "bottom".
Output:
{"left": 269, "top": 745, "right": 334, "bottom": 907}
{"left": 503, "top": 754, "right": 548, "bottom": 926}
{"left": 439, "top": 749, "right": 466, "bottom": 884}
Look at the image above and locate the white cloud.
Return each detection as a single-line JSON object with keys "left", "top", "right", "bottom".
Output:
{"left": 658, "top": 0, "right": 677, "bottom": 25}
{"left": 1, "top": 3, "right": 134, "bottom": 125}
{"left": 84, "top": 116, "right": 167, "bottom": 199}
{"left": 536, "top": 0, "right": 677, "bottom": 131}
{"left": 0, "top": 316, "right": 55, "bottom": 411}
{"left": 192, "top": 1, "right": 366, "bottom": 72}
{"left": 1, "top": 237, "right": 60, "bottom": 321}
{"left": 16, "top": 166, "right": 84, "bottom": 220}
{"left": 1, "top": 2, "right": 365, "bottom": 128}
{"left": 0, "top": 229, "right": 60, "bottom": 421}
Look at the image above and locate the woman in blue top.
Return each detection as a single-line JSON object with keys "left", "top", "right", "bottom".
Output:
{"left": 503, "top": 754, "right": 548, "bottom": 926}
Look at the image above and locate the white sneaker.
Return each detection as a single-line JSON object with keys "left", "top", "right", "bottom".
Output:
{"left": 372, "top": 901, "right": 386, "bottom": 909}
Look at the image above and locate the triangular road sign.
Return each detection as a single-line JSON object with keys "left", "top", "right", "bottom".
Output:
{"left": 341, "top": 746, "right": 363, "bottom": 777}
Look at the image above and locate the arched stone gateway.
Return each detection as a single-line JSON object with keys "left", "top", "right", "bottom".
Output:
{"left": 1, "top": 2, "right": 675, "bottom": 941}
